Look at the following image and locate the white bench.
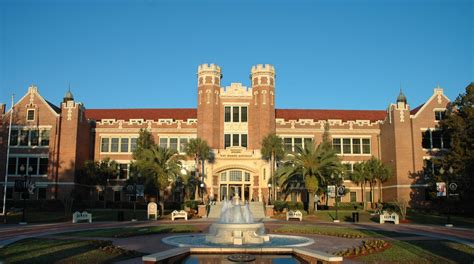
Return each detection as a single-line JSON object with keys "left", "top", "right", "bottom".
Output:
{"left": 379, "top": 211, "right": 399, "bottom": 224}
{"left": 286, "top": 210, "right": 303, "bottom": 221}
{"left": 72, "top": 211, "right": 92, "bottom": 223}
{"left": 171, "top": 210, "right": 188, "bottom": 221}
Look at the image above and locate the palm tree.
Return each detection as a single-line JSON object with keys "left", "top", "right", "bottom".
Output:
{"left": 261, "top": 133, "right": 285, "bottom": 202}
{"left": 277, "top": 141, "right": 341, "bottom": 213}
{"left": 351, "top": 162, "right": 368, "bottom": 210}
{"left": 134, "top": 146, "right": 182, "bottom": 216}
{"left": 368, "top": 157, "right": 392, "bottom": 203}
{"left": 185, "top": 138, "right": 211, "bottom": 201}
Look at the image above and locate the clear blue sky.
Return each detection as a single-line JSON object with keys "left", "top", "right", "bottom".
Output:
{"left": 0, "top": 0, "right": 472, "bottom": 111}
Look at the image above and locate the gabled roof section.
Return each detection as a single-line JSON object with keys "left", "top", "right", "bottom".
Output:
{"left": 5, "top": 85, "right": 60, "bottom": 116}
{"left": 85, "top": 108, "right": 197, "bottom": 121}
{"left": 275, "top": 109, "right": 386, "bottom": 122}
{"left": 411, "top": 87, "right": 450, "bottom": 118}
{"left": 410, "top": 104, "right": 424, "bottom": 115}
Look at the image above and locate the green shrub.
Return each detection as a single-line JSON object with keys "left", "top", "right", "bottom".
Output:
{"left": 335, "top": 202, "right": 363, "bottom": 210}
{"left": 184, "top": 200, "right": 199, "bottom": 210}
{"left": 273, "top": 200, "right": 287, "bottom": 212}
{"left": 288, "top": 201, "right": 304, "bottom": 210}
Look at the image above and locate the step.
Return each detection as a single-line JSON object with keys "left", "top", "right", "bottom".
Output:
{"left": 206, "top": 202, "right": 266, "bottom": 219}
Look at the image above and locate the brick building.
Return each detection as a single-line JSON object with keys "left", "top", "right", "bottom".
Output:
{"left": 0, "top": 64, "right": 451, "bottom": 207}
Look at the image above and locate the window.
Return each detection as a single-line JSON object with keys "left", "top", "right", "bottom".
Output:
{"left": 221, "top": 172, "right": 227, "bottom": 181}
{"left": 282, "top": 137, "right": 313, "bottom": 152}
{"left": 241, "top": 134, "right": 248, "bottom": 148}
{"left": 224, "top": 106, "right": 231, "bottom": 122}
{"left": 332, "top": 139, "right": 341, "bottom": 153}
{"left": 9, "top": 130, "right": 18, "bottom": 146}
{"left": 27, "top": 109, "right": 35, "bottom": 121}
{"left": 39, "top": 158, "right": 48, "bottom": 175}
{"left": 342, "top": 139, "right": 351, "bottom": 154}
{"left": 40, "top": 130, "right": 50, "bottom": 146}
{"left": 98, "top": 191, "right": 104, "bottom": 201}
{"left": 232, "top": 107, "right": 239, "bottom": 122}
{"left": 29, "top": 157, "right": 38, "bottom": 175}
{"left": 38, "top": 188, "right": 46, "bottom": 199}
{"left": 422, "top": 130, "right": 449, "bottom": 149}
{"left": 350, "top": 192, "right": 357, "bottom": 202}
{"left": 169, "top": 138, "right": 178, "bottom": 151}
{"left": 18, "top": 158, "right": 27, "bottom": 174}
{"left": 119, "top": 164, "right": 128, "bottom": 179}
{"left": 30, "top": 130, "right": 39, "bottom": 146}
{"left": 19, "top": 130, "right": 29, "bottom": 146}
{"left": 101, "top": 138, "right": 110, "bottom": 152}
{"left": 179, "top": 138, "right": 188, "bottom": 152}
{"left": 343, "top": 163, "right": 353, "bottom": 173}
{"left": 366, "top": 191, "right": 372, "bottom": 203}
{"left": 362, "top": 139, "right": 371, "bottom": 154}
{"left": 352, "top": 138, "right": 361, "bottom": 154}
{"left": 114, "top": 191, "right": 121, "bottom": 202}
{"left": 120, "top": 138, "right": 129, "bottom": 153}
{"left": 241, "top": 107, "right": 247, "bottom": 122}
{"left": 6, "top": 187, "right": 13, "bottom": 200}
{"left": 229, "top": 170, "right": 242, "bottom": 181}
{"left": 245, "top": 172, "right": 251, "bottom": 182}
{"left": 130, "top": 138, "right": 138, "bottom": 152}
{"left": 435, "top": 110, "right": 446, "bottom": 121}
{"left": 8, "top": 158, "right": 16, "bottom": 175}
{"left": 232, "top": 134, "right": 239, "bottom": 146}
{"left": 110, "top": 138, "right": 119, "bottom": 152}
{"left": 224, "top": 134, "right": 231, "bottom": 148}
{"left": 333, "top": 137, "right": 371, "bottom": 155}
{"left": 224, "top": 106, "right": 247, "bottom": 123}
{"left": 159, "top": 138, "right": 167, "bottom": 148}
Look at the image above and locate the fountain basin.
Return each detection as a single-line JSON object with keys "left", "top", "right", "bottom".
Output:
{"left": 206, "top": 222, "right": 269, "bottom": 245}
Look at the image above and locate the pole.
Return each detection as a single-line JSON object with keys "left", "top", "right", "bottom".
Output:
{"left": 2, "top": 95, "right": 14, "bottom": 221}
{"left": 21, "top": 174, "right": 27, "bottom": 224}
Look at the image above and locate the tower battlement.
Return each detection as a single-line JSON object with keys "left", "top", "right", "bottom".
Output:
{"left": 251, "top": 64, "right": 275, "bottom": 75}
{"left": 198, "top": 63, "right": 221, "bottom": 74}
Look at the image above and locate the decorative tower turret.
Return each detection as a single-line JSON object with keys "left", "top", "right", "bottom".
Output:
{"left": 250, "top": 64, "right": 276, "bottom": 149}
{"left": 197, "top": 63, "right": 222, "bottom": 149}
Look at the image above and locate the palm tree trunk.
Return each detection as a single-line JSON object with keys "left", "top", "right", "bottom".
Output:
{"left": 308, "top": 191, "right": 315, "bottom": 213}
{"left": 271, "top": 153, "right": 275, "bottom": 201}
{"left": 361, "top": 183, "right": 365, "bottom": 210}
{"left": 378, "top": 180, "right": 383, "bottom": 203}
{"left": 194, "top": 156, "right": 199, "bottom": 200}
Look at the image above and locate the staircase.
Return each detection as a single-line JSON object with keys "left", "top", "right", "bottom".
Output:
{"left": 207, "top": 201, "right": 266, "bottom": 219}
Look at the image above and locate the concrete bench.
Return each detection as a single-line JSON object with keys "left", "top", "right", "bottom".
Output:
{"left": 379, "top": 211, "right": 399, "bottom": 224}
{"left": 171, "top": 210, "right": 188, "bottom": 221}
{"left": 286, "top": 210, "right": 303, "bottom": 221}
{"left": 72, "top": 211, "right": 92, "bottom": 223}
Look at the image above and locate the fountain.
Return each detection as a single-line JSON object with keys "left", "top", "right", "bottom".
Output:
{"left": 205, "top": 193, "right": 270, "bottom": 245}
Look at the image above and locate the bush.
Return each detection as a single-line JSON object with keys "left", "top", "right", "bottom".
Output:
{"left": 273, "top": 200, "right": 287, "bottom": 212}
{"left": 287, "top": 202, "right": 304, "bottom": 210}
{"left": 335, "top": 202, "right": 364, "bottom": 210}
{"left": 184, "top": 200, "right": 199, "bottom": 210}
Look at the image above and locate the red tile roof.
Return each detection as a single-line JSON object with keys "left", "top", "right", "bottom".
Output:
{"left": 275, "top": 109, "right": 386, "bottom": 122}
{"left": 85, "top": 108, "right": 197, "bottom": 121}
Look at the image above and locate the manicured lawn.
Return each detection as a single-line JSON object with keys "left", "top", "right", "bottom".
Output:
{"left": 60, "top": 224, "right": 200, "bottom": 238}
{"left": 272, "top": 225, "right": 417, "bottom": 238}
{"left": 356, "top": 239, "right": 474, "bottom": 263}
{"left": 0, "top": 238, "right": 141, "bottom": 264}
{"left": 407, "top": 210, "right": 474, "bottom": 228}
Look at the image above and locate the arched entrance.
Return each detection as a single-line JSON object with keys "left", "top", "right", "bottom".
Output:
{"left": 218, "top": 169, "right": 253, "bottom": 202}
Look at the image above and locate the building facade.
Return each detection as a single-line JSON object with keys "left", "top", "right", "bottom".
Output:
{"left": 0, "top": 64, "right": 451, "bottom": 207}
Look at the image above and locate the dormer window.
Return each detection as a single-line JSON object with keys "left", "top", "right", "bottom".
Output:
{"left": 27, "top": 109, "right": 35, "bottom": 121}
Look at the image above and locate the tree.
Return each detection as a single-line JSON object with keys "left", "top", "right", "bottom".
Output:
{"left": 351, "top": 162, "right": 368, "bottom": 210}
{"left": 277, "top": 141, "right": 342, "bottom": 213}
{"left": 439, "top": 82, "right": 474, "bottom": 212}
{"left": 261, "top": 133, "right": 285, "bottom": 202}
{"left": 369, "top": 157, "right": 392, "bottom": 203}
{"left": 81, "top": 158, "right": 119, "bottom": 208}
{"left": 133, "top": 129, "right": 155, "bottom": 160}
{"left": 185, "top": 138, "right": 211, "bottom": 201}
{"left": 134, "top": 146, "right": 182, "bottom": 216}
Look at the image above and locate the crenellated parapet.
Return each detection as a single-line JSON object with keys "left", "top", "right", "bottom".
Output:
{"left": 250, "top": 64, "right": 275, "bottom": 87}
{"left": 197, "top": 63, "right": 222, "bottom": 86}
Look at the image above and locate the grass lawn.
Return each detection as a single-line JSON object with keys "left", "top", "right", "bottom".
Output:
{"left": 356, "top": 239, "right": 474, "bottom": 263}
{"left": 60, "top": 224, "right": 200, "bottom": 238}
{"left": 273, "top": 225, "right": 418, "bottom": 238}
{"left": 0, "top": 238, "right": 141, "bottom": 264}
{"left": 274, "top": 210, "right": 379, "bottom": 223}
{"left": 407, "top": 210, "right": 474, "bottom": 228}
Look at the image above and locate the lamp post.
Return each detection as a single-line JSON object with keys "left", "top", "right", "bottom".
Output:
{"left": 331, "top": 173, "right": 343, "bottom": 223}
{"left": 200, "top": 183, "right": 204, "bottom": 204}
{"left": 267, "top": 183, "right": 272, "bottom": 205}
{"left": 126, "top": 183, "right": 137, "bottom": 222}
{"left": 19, "top": 164, "right": 33, "bottom": 225}
{"left": 440, "top": 166, "right": 455, "bottom": 227}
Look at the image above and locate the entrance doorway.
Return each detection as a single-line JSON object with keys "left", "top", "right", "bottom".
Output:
{"left": 218, "top": 170, "right": 253, "bottom": 202}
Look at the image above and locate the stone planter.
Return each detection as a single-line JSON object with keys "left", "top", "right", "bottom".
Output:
{"left": 265, "top": 205, "right": 274, "bottom": 217}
